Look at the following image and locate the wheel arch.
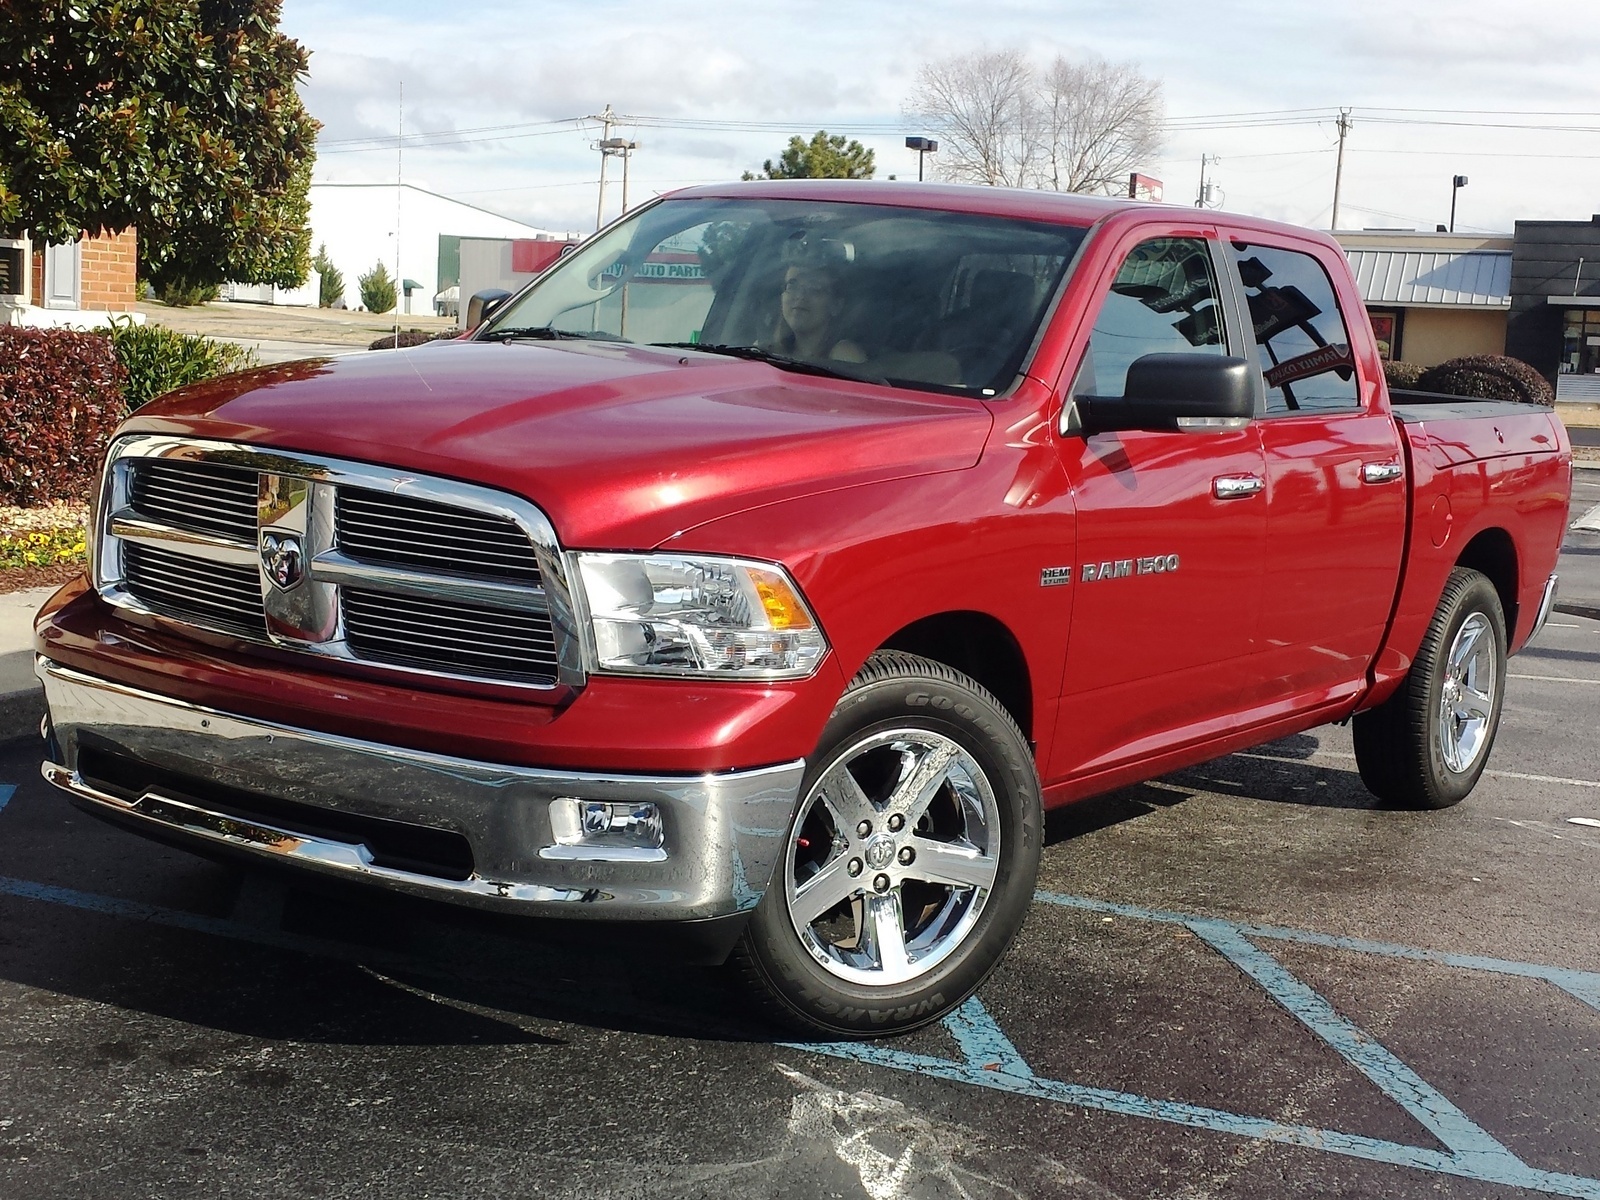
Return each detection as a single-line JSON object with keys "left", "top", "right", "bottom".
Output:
{"left": 1454, "top": 527, "right": 1518, "bottom": 637}
{"left": 877, "top": 611, "right": 1034, "bottom": 744}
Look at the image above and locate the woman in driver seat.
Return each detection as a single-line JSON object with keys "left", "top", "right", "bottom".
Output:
{"left": 768, "top": 264, "right": 867, "bottom": 363}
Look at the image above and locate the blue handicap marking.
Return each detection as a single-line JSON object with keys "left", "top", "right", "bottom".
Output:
{"left": 790, "top": 892, "right": 1600, "bottom": 1200}
{"left": 0, "top": 784, "right": 16, "bottom": 815}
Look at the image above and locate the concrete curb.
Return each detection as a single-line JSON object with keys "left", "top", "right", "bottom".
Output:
{"left": 0, "top": 684, "right": 41, "bottom": 747}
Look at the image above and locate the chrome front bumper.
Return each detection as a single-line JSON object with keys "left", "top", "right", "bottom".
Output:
{"left": 37, "top": 658, "right": 804, "bottom": 923}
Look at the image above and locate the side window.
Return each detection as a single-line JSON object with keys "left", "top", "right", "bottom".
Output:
{"left": 1076, "top": 237, "right": 1225, "bottom": 399}
{"left": 1228, "top": 243, "right": 1360, "bottom": 415}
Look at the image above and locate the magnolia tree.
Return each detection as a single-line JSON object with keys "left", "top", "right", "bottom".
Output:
{"left": 0, "top": 0, "right": 319, "bottom": 295}
{"left": 908, "top": 50, "right": 1163, "bottom": 194}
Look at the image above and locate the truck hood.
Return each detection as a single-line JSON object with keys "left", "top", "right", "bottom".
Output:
{"left": 124, "top": 339, "right": 994, "bottom": 548}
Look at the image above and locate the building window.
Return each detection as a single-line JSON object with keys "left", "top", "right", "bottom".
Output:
{"left": 1560, "top": 309, "right": 1600, "bottom": 375}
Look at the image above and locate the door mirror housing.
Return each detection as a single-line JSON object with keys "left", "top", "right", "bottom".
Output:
{"left": 466, "top": 288, "right": 512, "bottom": 331}
{"left": 1073, "top": 354, "right": 1255, "bottom": 435}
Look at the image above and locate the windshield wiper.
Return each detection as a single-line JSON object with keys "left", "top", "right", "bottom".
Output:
{"left": 477, "top": 326, "right": 629, "bottom": 343}
{"left": 651, "top": 342, "right": 886, "bottom": 385}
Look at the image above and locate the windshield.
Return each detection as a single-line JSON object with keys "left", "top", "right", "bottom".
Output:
{"left": 481, "top": 196, "right": 1088, "bottom": 396}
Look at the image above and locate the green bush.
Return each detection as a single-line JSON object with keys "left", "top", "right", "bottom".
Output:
{"left": 1416, "top": 354, "right": 1554, "bottom": 407}
{"left": 107, "top": 319, "right": 259, "bottom": 411}
{"left": 1382, "top": 360, "right": 1427, "bottom": 390}
{"left": 313, "top": 243, "right": 344, "bottom": 308}
{"left": 0, "top": 327, "right": 127, "bottom": 505}
{"left": 358, "top": 261, "right": 397, "bottom": 314}
{"left": 155, "top": 278, "right": 221, "bottom": 307}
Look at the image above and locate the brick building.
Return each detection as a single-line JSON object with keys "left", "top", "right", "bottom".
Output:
{"left": 1, "top": 227, "right": 142, "bottom": 327}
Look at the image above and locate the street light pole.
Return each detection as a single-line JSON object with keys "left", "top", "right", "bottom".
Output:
{"left": 1450, "top": 174, "right": 1469, "bottom": 233}
{"left": 905, "top": 136, "right": 938, "bottom": 182}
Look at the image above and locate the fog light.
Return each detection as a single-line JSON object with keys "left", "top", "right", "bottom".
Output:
{"left": 548, "top": 799, "right": 664, "bottom": 857}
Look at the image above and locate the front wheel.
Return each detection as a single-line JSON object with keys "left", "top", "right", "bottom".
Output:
{"left": 1353, "top": 567, "right": 1507, "bottom": 809}
{"left": 735, "top": 651, "right": 1042, "bottom": 1038}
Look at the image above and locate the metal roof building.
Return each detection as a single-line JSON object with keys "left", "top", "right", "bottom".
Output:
{"left": 1344, "top": 248, "right": 1512, "bottom": 310}
{"left": 1334, "top": 231, "right": 1514, "bottom": 368}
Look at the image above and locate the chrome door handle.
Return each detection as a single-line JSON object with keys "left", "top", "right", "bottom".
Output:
{"left": 1213, "top": 474, "right": 1264, "bottom": 500}
{"left": 1362, "top": 461, "right": 1404, "bottom": 484}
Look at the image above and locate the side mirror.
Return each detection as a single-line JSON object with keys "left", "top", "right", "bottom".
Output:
{"left": 1075, "top": 354, "right": 1254, "bottom": 434}
{"left": 465, "top": 288, "right": 512, "bottom": 331}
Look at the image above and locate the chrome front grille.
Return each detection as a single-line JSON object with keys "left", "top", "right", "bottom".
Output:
{"left": 128, "top": 459, "right": 258, "bottom": 540}
{"left": 343, "top": 589, "right": 557, "bottom": 683}
{"left": 336, "top": 490, "right": 543, "bottom": 583}
{"left": 123, "top": 542, "right": 266, "bottom": 636}
{"left": 97, "top": 438, "right": 579, "bottom": 690}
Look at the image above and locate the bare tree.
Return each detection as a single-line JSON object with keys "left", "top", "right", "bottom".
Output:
{"left": 907, "top": 49, "right": 1039, "bottom": 188}
{"left": 908, "top": 50, "right": 1163, "bottom": 195}
{"left": 1039, "top": 57, "right": 1163, "bottom": 195}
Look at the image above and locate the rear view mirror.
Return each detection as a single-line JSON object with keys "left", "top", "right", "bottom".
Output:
{"left": 466, "top": 288, "right": 512, "bottom": 331}
{"left": 1075, "top": 354, "right": 1255, "bottom": 434}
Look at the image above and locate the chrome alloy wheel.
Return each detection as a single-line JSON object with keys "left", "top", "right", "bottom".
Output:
{"left": 1438, "top": 611, "right": 1497, "bottom": 774}
{"left": 783, "top": 728, "right": 1001, "bottom": 987}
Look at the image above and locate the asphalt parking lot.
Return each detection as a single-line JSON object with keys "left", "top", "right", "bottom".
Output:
{"left": 0, "top": 474, "right": 1597, "bottom": 1200}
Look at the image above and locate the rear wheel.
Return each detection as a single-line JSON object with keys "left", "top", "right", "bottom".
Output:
{"left": 1353, "top": 568, "right": 1506, "bottom": 809}
{"left": 735, "top": 651, "right": 1042, "bottom": 1038}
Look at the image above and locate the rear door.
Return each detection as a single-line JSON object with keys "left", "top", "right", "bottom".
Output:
{"left": 1220, "top": 234, "right": 1407, "bottom": 709}
{"left": 1048, "top": 228, "right": 1269, "bottom": 781}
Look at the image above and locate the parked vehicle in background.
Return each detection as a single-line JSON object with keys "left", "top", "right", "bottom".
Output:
{"left": 34, "top": 182, "right": 1571, "bottom": 1037}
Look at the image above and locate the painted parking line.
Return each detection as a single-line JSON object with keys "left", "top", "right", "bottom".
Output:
{"left": 2, "top": 869, "right": 1598, "bottom": 1195}
{"left": 1573, "top": 502, "right": 1600, "bottom": 531}
{"left": 1511, "top": 672, "right": 1600, "bottom": 686}
{"left": 0, "top": 784, "right": 15, "bottom": 815}
{"left": 799, "top": 893, "right": 1600, "bottom": 1199}
{"left": 1238, "top": 748, "right": 1600, "bottom": 792}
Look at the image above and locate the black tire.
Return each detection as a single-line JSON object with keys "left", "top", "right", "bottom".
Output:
{"left": 734, "top": 651, "right": 1042, "bottom": 1038}
{"left": 1353, "top": 568, "right": 1507, "bottom": 809}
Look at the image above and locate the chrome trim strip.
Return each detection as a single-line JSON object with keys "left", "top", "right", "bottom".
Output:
{"left": 108, "top": 510, "right": 259, "bottom": 566}
{"left": 37, "top": 657, "right": 806, "bottom": 920}
{"left": 312, "top": 550, "right": 552, "bottom": 614}
{"left": 42, "top": 763, "right": 598, "bottom": 904}
{"left": 1527, "top": 572, "right": 1559, "bottom": 646}
{"left": 95, "top": 434, "right": 585, "bottom": 690}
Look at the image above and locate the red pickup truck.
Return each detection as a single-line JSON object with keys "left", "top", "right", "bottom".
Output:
{"left": 34, "top": 182, "right": 1571, "bottom": 1037}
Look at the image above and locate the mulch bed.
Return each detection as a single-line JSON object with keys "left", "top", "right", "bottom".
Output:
{"left": 0, "top": 563, "right": 85, "bottom": 595}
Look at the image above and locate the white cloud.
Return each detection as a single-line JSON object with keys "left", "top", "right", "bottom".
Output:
{"left": 284, "top": 0, "right": 1600, "bottom": 234}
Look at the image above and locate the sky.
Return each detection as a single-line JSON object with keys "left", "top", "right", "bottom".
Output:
{"left": 286, "top": 0, "right": 1600, "bottom": 238}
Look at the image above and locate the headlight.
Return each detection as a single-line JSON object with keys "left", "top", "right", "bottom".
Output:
{"left": 574, "top": 553, "right": 827, "bottom": 679}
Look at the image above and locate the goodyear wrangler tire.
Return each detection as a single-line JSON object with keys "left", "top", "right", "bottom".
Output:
{"left": 1353, "top": 567, "right": 1507, "bottom": 810}
{"left": 735, "top": 651, "right": 1042, "bottom": 1038}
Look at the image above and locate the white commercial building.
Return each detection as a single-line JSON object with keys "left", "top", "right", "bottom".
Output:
{"left": 307, "top": 183, "right": 556, "bottom": 314}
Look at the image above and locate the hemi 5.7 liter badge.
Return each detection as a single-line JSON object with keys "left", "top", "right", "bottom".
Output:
{"left": 1040, "top": 567, "right": 1073, "bottom": 587}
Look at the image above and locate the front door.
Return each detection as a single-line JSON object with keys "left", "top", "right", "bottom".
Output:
{"left": 1049, "top": 232, "right": 1269, "bottom": 782}
{"left": 1222, "top": 235, "right": 1407, "bottom": 709}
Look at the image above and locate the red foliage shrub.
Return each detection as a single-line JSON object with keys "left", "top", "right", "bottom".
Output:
{"left": 0, "top": 326, "right": 127, "bottom": 505}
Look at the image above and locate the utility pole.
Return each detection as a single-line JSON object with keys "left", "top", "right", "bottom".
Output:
{"left": 394, "top": 80, "right": 403, "bottom": 344}
{"left": 1330, "top": 108, "right": 1352, "bottom": 232}
{"left": 590, "top": 105, "right": 617, "bottom": 231}
{"left": 1195, "top": 155, "right": 1217, "bottom": 208}
{"left": 600, "top": 137, "right": 640, "bottom": 215}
